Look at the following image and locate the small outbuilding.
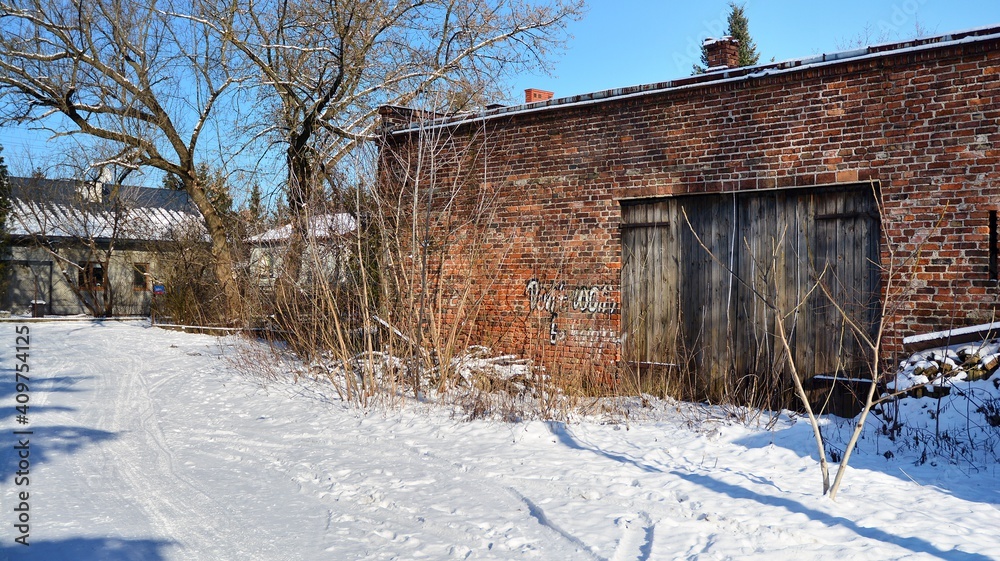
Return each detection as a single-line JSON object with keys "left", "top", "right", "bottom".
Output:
{"left": 246, "top": 212, "right": 358, "bottom": 288}
{"left": 3, "top": 176, "right": 201, "bottom": 316}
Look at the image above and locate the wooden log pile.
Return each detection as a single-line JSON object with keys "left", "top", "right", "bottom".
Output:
{"left": 895, "top": 340, "right": 1000, "bottom": 398}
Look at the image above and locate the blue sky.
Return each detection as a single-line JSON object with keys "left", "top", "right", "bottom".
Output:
{"left": 509, "top": 0, "right": 1000, "bottom": 102}
{"left": 3, "top": 0, "right": 1000, "bottom": 180}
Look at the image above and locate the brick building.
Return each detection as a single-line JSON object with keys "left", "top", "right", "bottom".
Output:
{"left": 378, "top": 26, "right": 1000, "bottom": 401}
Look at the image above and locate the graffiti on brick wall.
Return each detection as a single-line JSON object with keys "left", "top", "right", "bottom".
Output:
{"left": 524, "top": 279, "right": 619, "bottom": 316}
{"left": 545, "top": 315, "right": 620, "bottom": 346}
{"left": 549, "top": 313, "right": 565, "bottom": 345}
{"left": 525, "top": 279, "right": 620, "bottom": 346}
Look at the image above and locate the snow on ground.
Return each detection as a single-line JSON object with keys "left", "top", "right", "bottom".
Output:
{"left": 2, "top": 320, "right": 1000, "bottom": 560}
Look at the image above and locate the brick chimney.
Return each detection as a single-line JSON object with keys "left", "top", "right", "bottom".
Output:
{"left": 703, "top": 36, "right": 740, "bottom": 69}
{"left": 524, "top": 88, "right": 554, "bottom": 104}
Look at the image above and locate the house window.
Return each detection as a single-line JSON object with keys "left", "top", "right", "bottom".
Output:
{"left": 133, "top": 263, "right": 150, "bottom": 291}
{"left": 78, "top": 262, "right": 106, "bottom": 291}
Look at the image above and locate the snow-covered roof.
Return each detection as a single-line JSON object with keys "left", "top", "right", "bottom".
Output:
{"left": 6, "top": 177, "right": 202, "bottom": 242}
{"left": 903, "top": 321, "right": 1000, "bottom": 351}
{"left": 249, "top": 213, "right": 357, "bottom": 243}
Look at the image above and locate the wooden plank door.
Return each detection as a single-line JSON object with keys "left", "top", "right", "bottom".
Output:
{"left": 621, "top": 200, "right": 677, "bottom": 365}
{"left": 621, "top": 185, "right": 879, "bottom": 401}
{"left": 807, "top": 188, "right": 880, "bottom": 377}
{"left": 675, "top": 194, "right": 737, "bottom": 394}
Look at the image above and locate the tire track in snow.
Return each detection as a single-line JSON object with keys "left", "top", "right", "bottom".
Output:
{"left": 119, "top": 366, "right": 267, "bottom": 557}
{"left": 71, "top": 327, "right": 280, "bottom": 559}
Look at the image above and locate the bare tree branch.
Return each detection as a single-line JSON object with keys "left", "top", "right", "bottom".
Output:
{"left": 0, "top": 0, "right": 249, "bottom": 321}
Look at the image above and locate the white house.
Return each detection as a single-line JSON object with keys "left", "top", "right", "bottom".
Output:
{"left": 3, "top": 176, "right": 202, "bottom": 316}
{"left": 247, "top": 212, "right": 358, "bottom": 288}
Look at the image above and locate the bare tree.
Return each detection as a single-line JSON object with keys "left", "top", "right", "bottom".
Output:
{"left": 0, "top": 0, "right": 246, "bottom": 321}
{"left": 189, "top": 0, "right": 583, "bottom": 287}
{"left": 678, "top": 184, "right": 936, "bottom": 499}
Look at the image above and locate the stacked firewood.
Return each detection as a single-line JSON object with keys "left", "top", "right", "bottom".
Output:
{"left": 894, "top": 342, "right": 1000, "bottom": 398}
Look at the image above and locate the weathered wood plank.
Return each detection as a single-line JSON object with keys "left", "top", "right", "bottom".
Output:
{"left": 621, "top": 185, "right": 879, "bottom": 403}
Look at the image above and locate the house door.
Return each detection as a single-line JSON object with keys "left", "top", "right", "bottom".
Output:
{"left": 3, "top": 260, "right": 53, "bottom": 315}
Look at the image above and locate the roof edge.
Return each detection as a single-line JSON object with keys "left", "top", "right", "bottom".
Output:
{"left": 386, "top": 24, "right": 1000, "bottom": 136}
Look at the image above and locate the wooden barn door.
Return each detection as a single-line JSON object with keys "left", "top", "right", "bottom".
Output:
{"left": 803, "top": 188, "right": 881, "bottom": 378}
{"left": 621, "top": 185, "right": 880, "bottom": 403}
{"left": 621, "top": 193, "right": 740, "bottom": 398}
{"left": 621, "top": 200, "right": 679, "bottom": 366}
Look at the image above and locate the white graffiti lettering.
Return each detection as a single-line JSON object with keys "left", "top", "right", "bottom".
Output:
{"left": 524, "top": 279, "right": 619, "bottom": 316}
{"left": 549, "top": 314, "right": 563, "bottom": 345}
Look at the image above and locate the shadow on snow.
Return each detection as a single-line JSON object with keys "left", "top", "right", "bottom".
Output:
{"left": 0, "top": 425, "right": 118, "bottom": 484}
{"left": 545, "top": 420, "right": 992, "bottom": 561}
{"left": 0, "top": 537, "right": 174, "bottom": 561}
{"left": 732, "top": 418, "right": 1000, "bottom": 508}
{"left": 0, "top": 375, "right": 88, "bottom": 422}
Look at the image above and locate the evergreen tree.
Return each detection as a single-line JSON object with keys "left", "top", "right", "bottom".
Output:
{"left": 193, "top": 163, "right": 236, "bottom": 227}
{"left": 693, "top": 2, "right": 761, "bottom": 74}
{"left": 696, "top": 47, "right": 710, "bottom": 75}
{"left": 166, "top": 165, "right": 234, "bottom": 220}
{"left": 161, "top": 172, "right": 185, "bottom": 191}
{"left": 726, "top": 2, "right": 760, "bottom": 66}
{"left": 248, "top": 183, "right": 263, "bottom": 222}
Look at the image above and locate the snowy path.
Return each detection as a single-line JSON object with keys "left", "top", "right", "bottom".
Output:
{"left": 2, "top": 321, "right": 1000, "bottom": 560}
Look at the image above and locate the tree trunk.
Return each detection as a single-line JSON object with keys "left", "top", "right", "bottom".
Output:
{"left": 281, "top": 132, "right": 315, "bottom": 289}
{"left": 185, "top": 177, "right": 243, "bottom": 324}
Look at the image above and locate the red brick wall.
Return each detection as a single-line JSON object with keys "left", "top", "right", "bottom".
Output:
{"left": 380, "top": 36, "right": 1000, "bottom": 380}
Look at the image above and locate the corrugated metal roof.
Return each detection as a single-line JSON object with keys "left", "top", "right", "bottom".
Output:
{"left": 6, "top": 177, "right": 202, "bottom": 241}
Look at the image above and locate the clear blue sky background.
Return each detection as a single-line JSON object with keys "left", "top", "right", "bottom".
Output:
{"left": 3, "top": 0, "right": 1000, "bottom": 180}
{"left": 509, "top": 0, "right": 1000, "bottom": 101}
